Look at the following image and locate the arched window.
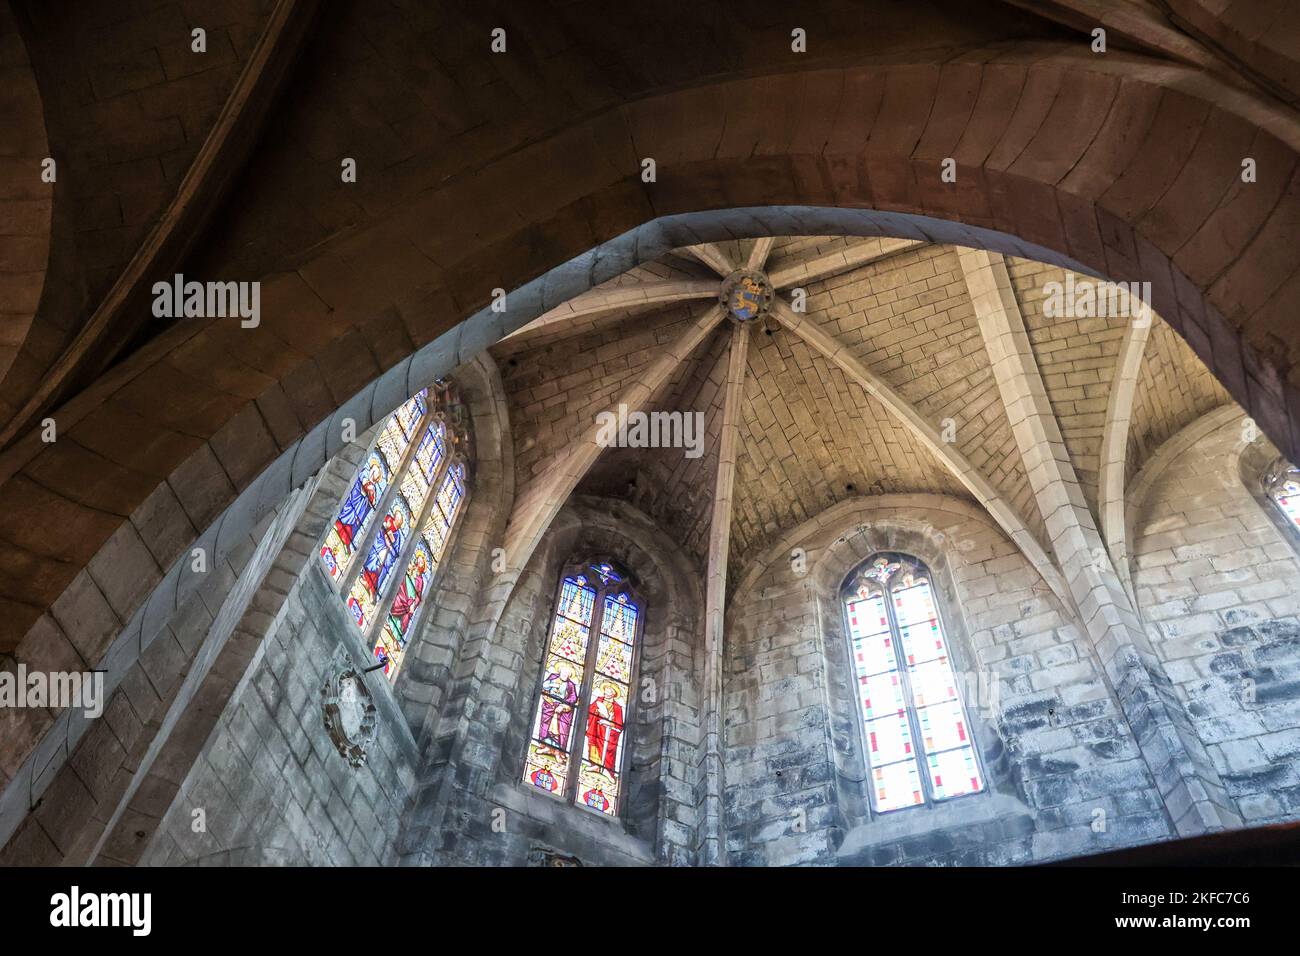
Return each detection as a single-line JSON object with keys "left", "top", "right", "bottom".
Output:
{"left": 319, "top": 382, "right": 470, "bottom": 683}
{"left": 1265, "top": 458, "right": 1300, "bottom": 531}
{"left": 522, "top": 560, "right": 642, "bottom": 817}
{"left": 843, "top": 553, "right": 984, "bottom": 813}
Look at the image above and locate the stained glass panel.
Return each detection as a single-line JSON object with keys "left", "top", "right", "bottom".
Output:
{"left": 534, "top": 659, "right": 581, "bottom": 749}
{"left": 319, "top": 389, "right": 427, "bottom": 583}
{"left": 600, "top": 593, "right": 637, "bottom": 643}
{"left": 525, "top": 741, "right": 570, "bottom": 796}
{"left": 872, "top": 759, "right": 924, "bottom": 812}
{"left": 525, "top": 566, "right": 639, "bottom": 816}
{"left": 847, "top": 593, "right": 889, "bottom": 640}
{"left": 595, "top": 634, "right": 633, "bottom": 684}
{"left": 894, "top": 579, "right": 937, "bottom": 625}
{"left": 1275, "top": 476, "right": 1300, "bottom": 529}
{"left": 859, "top": 671, "right": 907, "bottom": 720}
{"left": 909, "top": 658, "right": 958, "bottom": 708}
{"left": 917, "top": 699, "right": 970, "bottom": 753}
{"left": 376, "top": 389, "right": 427, "bottom": 471}
{"left": 578, "top": 677, "right": 627, "bottom": 817}
{"left": 413, "top": 420, "right": 445, "bottom": 479}
{"left": 320, "top": 451, "right": 389, "bottom": 582}
{"left": 927, "top": 746, "right": 982, "bottom": 800}
{"left": 556, "top": 576, "right": 596, "bottom": 626}
{"left": 421, "top": 463, "right": 465, "bottom": 562}
{"left": 577, "top": 762, "right": 619, "bottom": 817}
{"left": 548, "top": 615, "right": 590, "bottom": 665}
{"left": 347, "top": 497, "right": 411, "bottom": 630}
{"left": 371, "top": 539, "right": 435, "bottom": 681}
{"left": 399, "top": 462, "right": 432, "bottom": 517}
{"left": 396, "top": 389, "right": 429, "bottom": 439}
{"left": 852, "top": 634, "right": 900, "bottom": 679}
{"left": 865, "top": 712, "right": 914, "bottom": 765}
{"left": 435, "top": 463, "right": 464, "bottom": 524}
{"left": 585, "top": 679, "right": 628, "bottom": 745}
{"left": 523, "top": 575, "right": 597, "bottom": 797}
{"left": 845, "top": 556, "right": 983, "bottom": 812}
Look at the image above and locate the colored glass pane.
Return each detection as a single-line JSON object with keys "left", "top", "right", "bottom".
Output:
{"left": 319, "top": 390, "right": 427, "bottom": 583}
{"left": 524, "top": 567, "right": 640, "bottom": 817}
{"left": 556, "top": 576, "right": 595, "bottom": 626}
{"left": 595, "top": 634, "right": 633, "bottom": 684}
{"left": 600, "top": 594, "right": 637, "bottom": 643}
{"left": 927, "top": 746, "right": 982, "bottom": 800}
{"left": 1275, "top": 476, "right": 1300, "bottom": 528}
{"left": 320, "top": 451, "right": 389, "bottom": 582}
{"left": 370, "top": 539, "right": 435, "bottom": 681}
{"left": 347, "top": 497, "right": 411, "bottom": 630}
{"left": 577, "top": 677, "right": 627, "bottom": 818}
{"left": 577, "top": 762, "right": 619, "bottom": 817}
{"left": 525, "top": 741, "right": 570, "bottom": 796}
{"left": 523, "top": 575, "right": 597, "bottom": 796}
{"left": 873, "top": 758, "right": 925, "bottom": 812}
{"left": 421, "top": 463, "right": 465, "bottom": 562}
{"left": 845, "top": 556, "right": 983, "bottom": 812}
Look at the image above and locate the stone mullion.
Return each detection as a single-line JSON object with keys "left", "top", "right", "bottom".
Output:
{"left": 698, "top": 322, "right": 748, "bottom": 865}
{"left": 959, "top": 247, "right": 1240, "bottom": 837}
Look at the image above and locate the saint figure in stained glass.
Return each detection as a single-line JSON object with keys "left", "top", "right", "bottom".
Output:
{"left": 523, "top": 559, "right": 641, "bottom": 816}
{"left": 361, "top": 509, "right": 406, "bottom": 598}
{"left": 539, "top": 663, "right": 579, "bottom": 748}
{"left": 324, "top": 382, "right": 471, "bottom": 677}
{"left": 586, "top": 682, "right": 624, "bottom": 772}
{"left": 387, "top": 547, "right": 430, "bottom": 637}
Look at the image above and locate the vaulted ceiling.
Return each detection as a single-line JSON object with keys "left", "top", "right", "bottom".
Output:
{"left": 490, "top": 235, "right": 1229, "bottom": 590}
{"left": 2, "top": 0, "right": 1297, "bottom": 655}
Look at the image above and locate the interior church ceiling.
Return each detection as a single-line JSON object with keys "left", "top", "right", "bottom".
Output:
{"left": 491, "top": 236, "right": 1228, "bottom": 589}
{"left": 1, "top": 0, "right": 1300, "bottom": 891}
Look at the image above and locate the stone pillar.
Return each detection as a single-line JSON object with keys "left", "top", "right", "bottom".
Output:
{"left": 698, "top": 323, "right": 748, "bottom": 864}
{"left": 960, "top": 248, "right": 1240, "bottom": 835}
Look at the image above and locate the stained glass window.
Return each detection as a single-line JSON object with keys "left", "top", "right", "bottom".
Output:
{"left": 844, "top": 553, "right": 983, "bottom": 812}
{"left": 524, "top": 560, "right": 641, "bottom": 817}
{"left": 320, "top": 390, "right": 427, "bottom": 582}
{"left": 320, "top": 383, "right": 470, "bottom": 685}
{"left": 1266, "top": 459, "right": 1300, "bottom": 531}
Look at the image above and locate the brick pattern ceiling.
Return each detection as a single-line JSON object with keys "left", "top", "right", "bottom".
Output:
{"left": 492, "top": 235, "right": 1230, "bottom": 581}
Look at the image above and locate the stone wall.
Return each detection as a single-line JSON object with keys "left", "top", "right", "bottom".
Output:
{"left": 723, "top": 494, "right": 1175, "bottom": 866}
{"left": 139, "top": 541, "right": 420, "bottom": 866}
{"left": 401, "top": 497, "right": 704, "bottom": 867}
{"left": 132, "top": 419, "right": 429, "bottom": 866}
{"left": 0, "top": 472, "right": 309, "bottom": 864}
{"left": 11, "top": 382, "right": 1300, "bottom": 867}
{"left": 1127, "top": 408, "right": 1300, "bottom": 826}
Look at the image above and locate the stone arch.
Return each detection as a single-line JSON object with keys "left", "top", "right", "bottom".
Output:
{"left": 1234, "top": 414, "right": 1300, "bottom": 555}
{"left": 725, "top": 494, "right": 1065, "bottom": 865}
{"left": 392, "top": 352, "right": 515, "bottom": 736}
{"left": 0, "top": 2, "right": 55, "bottom": 416}
{"left": 1124, "top": 405, "right": 1300, "bottom": 827}
{"left": 8, "top": 43, "right": 1300, "bottom": 844}
{"left": 0, "top": 352, "right": 499, "bottom": 861}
